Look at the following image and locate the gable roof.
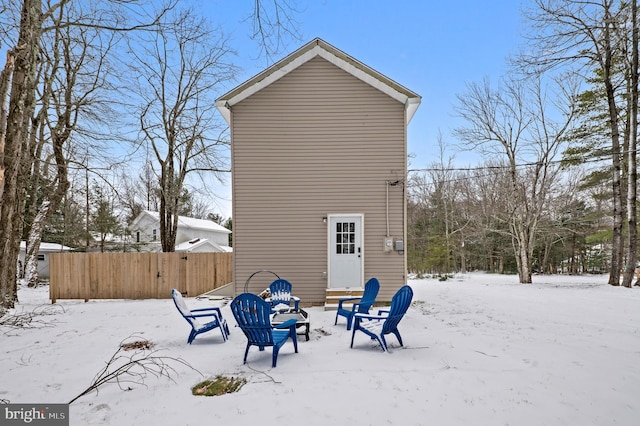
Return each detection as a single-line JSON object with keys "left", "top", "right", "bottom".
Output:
{"left": 216, "top": 37, "right": 421, "bottom": 125}
{"left": 174, "top": 238, "right": 233, "bottom": 253}
{"left": 131, "top": 210, "right": 231, "bottom": 234}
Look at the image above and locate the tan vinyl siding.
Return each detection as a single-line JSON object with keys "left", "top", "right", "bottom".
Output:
{"left": 231, "top": 56, "right": 407, "bottom": 304}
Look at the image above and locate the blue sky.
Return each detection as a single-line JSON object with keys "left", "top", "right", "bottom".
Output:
{"left": 197, "top": 0, "right": 527, "bottom": 216}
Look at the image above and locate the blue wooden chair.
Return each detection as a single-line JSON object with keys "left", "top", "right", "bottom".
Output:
{"left": 350, "top": 285, "right": 413, "bottom": 352}
{"left": 230, "top": 292, "right": 299, "bottom": 367}
{"left": 171, "top": 289, "right": 229, "bottom": 344}
{"left": 267, "top": 279, "right": 300, "bottom": 312}
{"left": 334, "top": 277, "right": 380, "bottom": 330}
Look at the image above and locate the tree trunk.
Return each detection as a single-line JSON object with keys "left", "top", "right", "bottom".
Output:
{"left": 0, "top": 51, "right": 15, "bottom": 193}
{"left": 0, "top": 0, "right": 42, "bottom": 310}
{"left": 159, "top": 187, "right": 178, "bottom": 253}
{"left": 622, "top": 0, "right": 639, "bottom": 288}
{"left": 517, "top": 227, "right": 533, "bottom": 283}
{"left": 602, "top": 6, "right": 624, "bottom": 286}
{"left": 24, "top": 201, "right": 51, "bottom": 288}
{"left": 460, "top": 237, "right": 467, "bottom": 273}
{"left": 541, "top": 239, "right": 552, "bottom": 274}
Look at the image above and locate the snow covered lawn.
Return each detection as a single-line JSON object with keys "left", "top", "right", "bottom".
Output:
{"left": 1, "top": 273, "right": 638, "bottom": 425}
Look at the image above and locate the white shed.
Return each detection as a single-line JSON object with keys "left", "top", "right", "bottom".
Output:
{"left": 18, "top": 241, "right": 73, "bottom": 279}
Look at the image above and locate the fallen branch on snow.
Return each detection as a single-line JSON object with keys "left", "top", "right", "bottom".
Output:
{"left": 69, "top": 334, "right": 200, "bottom": 405}
{"left": 0, "top": 304, "right": 65, "bottom": 333}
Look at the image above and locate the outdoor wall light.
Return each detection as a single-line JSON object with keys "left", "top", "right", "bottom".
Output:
{"left": 322, "top": 217, "right": 327, "bottom": 223}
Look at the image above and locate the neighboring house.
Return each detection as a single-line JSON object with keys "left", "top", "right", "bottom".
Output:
{"left": 18, "top": 241, "right": 73, "bottom": 279}
{"left": 215, "top": 38, "right": 421, "bottom": 305}
{"left": 129, "top": 210, "right": 232, "bottom": 252}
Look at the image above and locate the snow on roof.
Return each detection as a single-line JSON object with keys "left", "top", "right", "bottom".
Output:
{"left": 174, "top": 238, "right": 233, "bottom": 253}
{"left": 141, "top": 210, "right": 231, "bottom": 234}
{"left": 20, "top": 241, "right": 73, "bottom": 252}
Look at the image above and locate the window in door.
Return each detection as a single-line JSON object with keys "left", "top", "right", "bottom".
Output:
{"left": 336, "top": 221, "right": 356, "bottom": 254}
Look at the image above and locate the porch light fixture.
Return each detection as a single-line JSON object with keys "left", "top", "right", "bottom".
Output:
{"left": 322, "top": 217, "right": 327, "bottom": 223}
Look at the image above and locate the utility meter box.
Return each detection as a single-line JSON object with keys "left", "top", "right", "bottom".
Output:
{"left": 383, "top": 237, "right": 394, "bottom": 252}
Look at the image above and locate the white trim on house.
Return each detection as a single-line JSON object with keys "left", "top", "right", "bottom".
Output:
{"left": 215, "top": 39, "right": 417, "bottom": 304}
{"left": 216, "top": 38, "right": 422, "bottom": 125}
{"left": 327, "top": 213, "right": 365, "bottom": 289}
{"left": 174, "top": 238, "right": 233, "bottom": 253}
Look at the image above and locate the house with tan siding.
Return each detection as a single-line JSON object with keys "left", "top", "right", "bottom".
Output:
{"left": 215, "top": 38, "right": 421, "bottom": 306}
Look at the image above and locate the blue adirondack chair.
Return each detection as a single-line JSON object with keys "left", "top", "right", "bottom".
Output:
{"left": 334, "top": 277, "right": 380, "bottom": 330}
{"left": 267, "top": 279, "right": 300, "bottom": 312}
{"left": 171, "top": 289, "right": 229, "bottom": 344}
{"left": 230, "top": 292, "right": 299, "bottom": 367}
{"left": 350, "top": 285, "right": 413, "bottom": 352}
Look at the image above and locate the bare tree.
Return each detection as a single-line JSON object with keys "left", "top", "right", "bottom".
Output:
{"left": 535, "top": 167, "right": 595, "bottom": 274}
{"left": 422, "top": 136, "right": 470, "bottom": 273}
{"left": 131, "top": 8, "right": 236, "bottom": 252}
{"left": 455, "top": 76, "right": 578, "bottom": 283}
{"left": 0, "top": 0, "right": 302, "bottom": 310}
{"left": 517, "top": 0, "right": 635, "bottom": 285}
{"left": 22, "top": 2, "right": 122, "bottom": 286}
{"left": 118, "top": 162, "right": 159, "bottom": 225}
{"left": 407, "top": 158, "right": 605, "bottom": 276}
{"left": 0, "top": 0, "right": 176, "bottom": 311}
{"left": 118, "top": 171, "right": 145, "bottom": 226}
{"left": 458, "top": 164, "right": 516, "bottom": 274}
{"left": 250, "top": 0, "right": 302, "bottom": 63}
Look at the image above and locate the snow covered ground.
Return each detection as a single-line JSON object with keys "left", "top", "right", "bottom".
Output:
{"left": 1, "top": 272, "right": 639, "bottom": 425}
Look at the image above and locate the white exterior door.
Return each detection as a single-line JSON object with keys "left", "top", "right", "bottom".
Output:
{"left": 329, "top": 215, "right": 363, "bottom": 288}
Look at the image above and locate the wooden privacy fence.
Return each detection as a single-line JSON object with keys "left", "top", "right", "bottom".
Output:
{"left": 49, "top": 252, "right": 232, "bottom": 302}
